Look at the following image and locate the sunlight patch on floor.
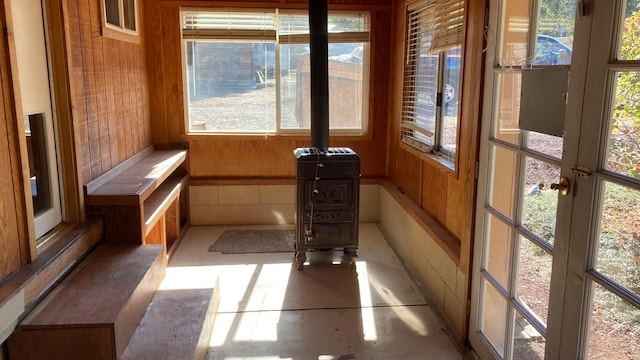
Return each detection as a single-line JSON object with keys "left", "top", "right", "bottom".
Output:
{"left": 355, "top": 261, "right": 377, "bottom": 341}
{"left": 157, "top": 265, "right": 219, "bottom": 290}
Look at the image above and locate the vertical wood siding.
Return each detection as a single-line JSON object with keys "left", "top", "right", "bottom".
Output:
{"left": 65, "top": 0, "right": 152, "bottom": 185}
{"left": 0, "top": 3, "right": 29, "bottom": 281}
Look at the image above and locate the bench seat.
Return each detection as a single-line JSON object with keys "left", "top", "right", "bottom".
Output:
{"left": 8, "top": 244, "right": 166, "bottom": 360}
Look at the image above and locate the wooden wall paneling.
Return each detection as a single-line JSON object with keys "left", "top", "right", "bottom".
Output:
{"left": 132, "top": 44, "right": 140, "bottom": 153}
{"left": 92, "top": 36, "right": 113, "bottom": 173}
{"left": 160, "top": 6, "right": 183, "bottom": 143}
{"left": 110, "top": 39, "right": 127, "bottom": 164}
{"left": 0, "top": 52, "right": 23, "bottom": 279}
{"left": 134, "top": 46, "right": 144, "bottom": 152}
{"left": 2, "top": 0, "right": 33, "bottom": 267}
{"left": 89, "top": 0, "right": 101, "bottom": 35}
{"left": 421, "top": 164, "right": 448, "bottom": 223}
{"left": 78, "top": 0, "right": 104, "bottom": 180}
{"left": 46, "top": 0, "right": 85, "bottom": 223}
{"left": 457, "top": 0, "right": 486, "bottom": 280}
{"left": 135, "top": 0, "right": 152, "bottom": 148}
{"left": 190, "top": 139, "right": 298, "bottom": 178}
{"left": 119, "top": 41, "right": 133, "bottom": 159}
{"left": 103, "top": 39, "right": 120, "bottom": 166}
{"left": 65, "top": 0, "right": 91, "bottom": 184}
{"left": 3, "top": 0, "right": 42, "bottom": 257}
{"left": 125, "top": 42, "right": 139, "bottom": 155}
{"left": 145, "top": 0, "right": 169, "bottom": 144}
{"left": 445, "top": 178, "right": 464, "bottom": 241}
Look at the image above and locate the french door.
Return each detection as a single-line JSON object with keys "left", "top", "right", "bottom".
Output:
{"left": 470, "top": 0, "right": 640, "bottom": 359}
{"left": 9, "top": 0, "right": 62, "bottom": 239}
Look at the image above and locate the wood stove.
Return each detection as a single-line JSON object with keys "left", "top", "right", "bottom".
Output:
{"left": 293, "top": 0, "right": 360, "bottom": 270}
{"left": 294, "top": 148, "right": 360, "bottom": 269}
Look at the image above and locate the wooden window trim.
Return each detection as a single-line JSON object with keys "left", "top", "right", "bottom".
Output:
{"left": 99, "top": 0, "right": 140, "bottom": 44}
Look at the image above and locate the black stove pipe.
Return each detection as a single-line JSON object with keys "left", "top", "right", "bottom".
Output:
{"left": 308, "top": 0, "right": 329, "bottom": 151}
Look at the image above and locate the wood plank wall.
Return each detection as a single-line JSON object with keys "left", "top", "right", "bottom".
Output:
{"left": 0, "top": 2, "right": 29, "bottom": 281}
{"left": 145, "top": 0, "right": 391, "bottom": 179}
{"left": 388, "top": 0, "right": 486, "bottom": 277}
{"left": 65, "top": 0, "right": 152, "bottom": 185}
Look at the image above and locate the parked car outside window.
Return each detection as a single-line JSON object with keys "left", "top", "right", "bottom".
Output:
{"left": 533, "top": 34, "right": 572, "bottom": 65}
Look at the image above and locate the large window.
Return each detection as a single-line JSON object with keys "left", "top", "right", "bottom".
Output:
{"left": 401, "top": 0, "right": 464, "bottom": 168}
{"left": 181, "top": 9, "right": 370, "bottom": 135}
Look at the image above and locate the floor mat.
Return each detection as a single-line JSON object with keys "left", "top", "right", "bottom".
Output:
{"left": 208, "top": 229, "right": 295, "bottom": 254}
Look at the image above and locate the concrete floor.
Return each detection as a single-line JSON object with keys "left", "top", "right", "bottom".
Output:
{"left": 167, "top": 223, "right": 470, "bottom": 360}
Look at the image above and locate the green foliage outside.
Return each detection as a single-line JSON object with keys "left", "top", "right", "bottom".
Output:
{"left": 612, "top": 9, "right": 640, "bottom": 179}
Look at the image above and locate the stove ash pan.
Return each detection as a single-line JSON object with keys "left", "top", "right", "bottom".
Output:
{"left": 294, "top": 147, "right": 361, "bottom": 270}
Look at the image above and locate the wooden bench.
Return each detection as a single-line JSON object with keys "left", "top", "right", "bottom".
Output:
{"left": 84, "top": 146, "right": 189, "bottom": 256}
{"left": 8, "top": 244, "right": 166, "bottom": 360}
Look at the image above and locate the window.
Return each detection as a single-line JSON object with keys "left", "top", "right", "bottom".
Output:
{"left": 401, "top": 0, "right": 464, "bottom": 168}
{"left": 181, "top": 9, "right": 370, "bottom": 135}
{"left": 102, "top": 0, "right": 138, "bottom": 39}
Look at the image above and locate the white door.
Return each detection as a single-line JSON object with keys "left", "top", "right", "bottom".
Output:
{"left": 10, "top": 0, "right": 62, "bottom": 239}
{"left": 470, "top": 0, "right": 640, "bottom": 359}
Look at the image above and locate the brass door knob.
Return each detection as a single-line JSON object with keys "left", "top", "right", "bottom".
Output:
{"left": 549, "top": 177, "right": 570, "bottom": 196}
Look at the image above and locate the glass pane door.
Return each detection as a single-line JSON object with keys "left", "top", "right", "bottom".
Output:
{"left": 10, "top": 0, "right": 62, "bottom": 239}
{"left": 572, "top": 2, "right": 640, "bottom": 357}
{"left": 470, "top": 0, "right": 575, "bottom": 358}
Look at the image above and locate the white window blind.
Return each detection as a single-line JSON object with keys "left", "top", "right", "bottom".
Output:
{"left": 402, "top": 0, "right": 438, "bottom": 151}
{"left": 431, "top": 0, "right": 465, "bottom": 53}
{"left": 182, "top": 10, "right": 276, "bottom": 40}
{"left": 182, "top": 10, "right": 370, "bottom": 43}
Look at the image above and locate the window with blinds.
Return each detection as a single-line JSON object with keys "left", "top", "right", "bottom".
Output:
{"left": 181, "top": 8, "right": 370, "bottom": 135}
{"left": 401, "top": 0, "right": 464, "bottom": 168}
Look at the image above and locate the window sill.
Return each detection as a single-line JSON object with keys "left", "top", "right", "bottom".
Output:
{"left": 184, "top": 132, "right": 374, "bottom": 142}
{"left": 400, "top": 142, "right": 457, "bottom": 177}
{"left": 102, "top": 26, "right": 140, "bottom": 44}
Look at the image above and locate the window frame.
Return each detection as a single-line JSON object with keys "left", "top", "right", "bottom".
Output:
{"left": 180, "top": 7, "right": 371, "bottom": 137}
{"left": 100, "top": 0, "right": 139, "bottom": 44}
{"left": 401, "top": 0, "right": 464, "bottom": 171}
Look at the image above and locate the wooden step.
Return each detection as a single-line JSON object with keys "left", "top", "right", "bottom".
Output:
{"left": 8, "top": 244, "right": 166, "bottom": 360}
{"left": 121, "top": 276, "right": 220, "bottom": 360}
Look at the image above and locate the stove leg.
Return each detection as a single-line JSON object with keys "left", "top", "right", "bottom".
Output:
{"left": 295, "top": 251, "right": 306, "bottom": 270}
{"left": 344, "top": 248, "right": 358, "bottom": 270}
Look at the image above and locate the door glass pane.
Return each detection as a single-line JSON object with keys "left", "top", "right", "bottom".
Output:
{"left": 501, "top": 0, "right": 530, "bottom": 66}
{"left": 480, "top": 280, "right": 509, "bottom": 358}
{"left": 489, "top": 145, "right": 518, "bottom": 218}
{"left": 587, "top": 282, "right": 640, "bottom": 359}
{"left": 525, "top": 130, "right": 563, "bottom": 160}
{"left": 521, "top": 157, "right": 560, "bottom": 245}
{"left": 533, "top": 0, "right": 575, "bottom": 66}
{"left": 618, "top": 4, "right": 640, "bottom": 61}
{"left": 486, "top": 213, "right": 514, "bottom": 289}
{"left": 595, "top": 181, "right": 640, "bottom": 296}
{"left": 27, "top": 113, "right": 52, "bottom": 216}
{"left": 493, "top": 73, "right": 522, "bottom": 145}
{"left": 513, "top": 311, "right": 546, "bottom": 360}
{"left": 607, "top": 71, "right": 640, "bottom": 179}
{"left": 517, "top": 235, "right": 552, "bottom": 326}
